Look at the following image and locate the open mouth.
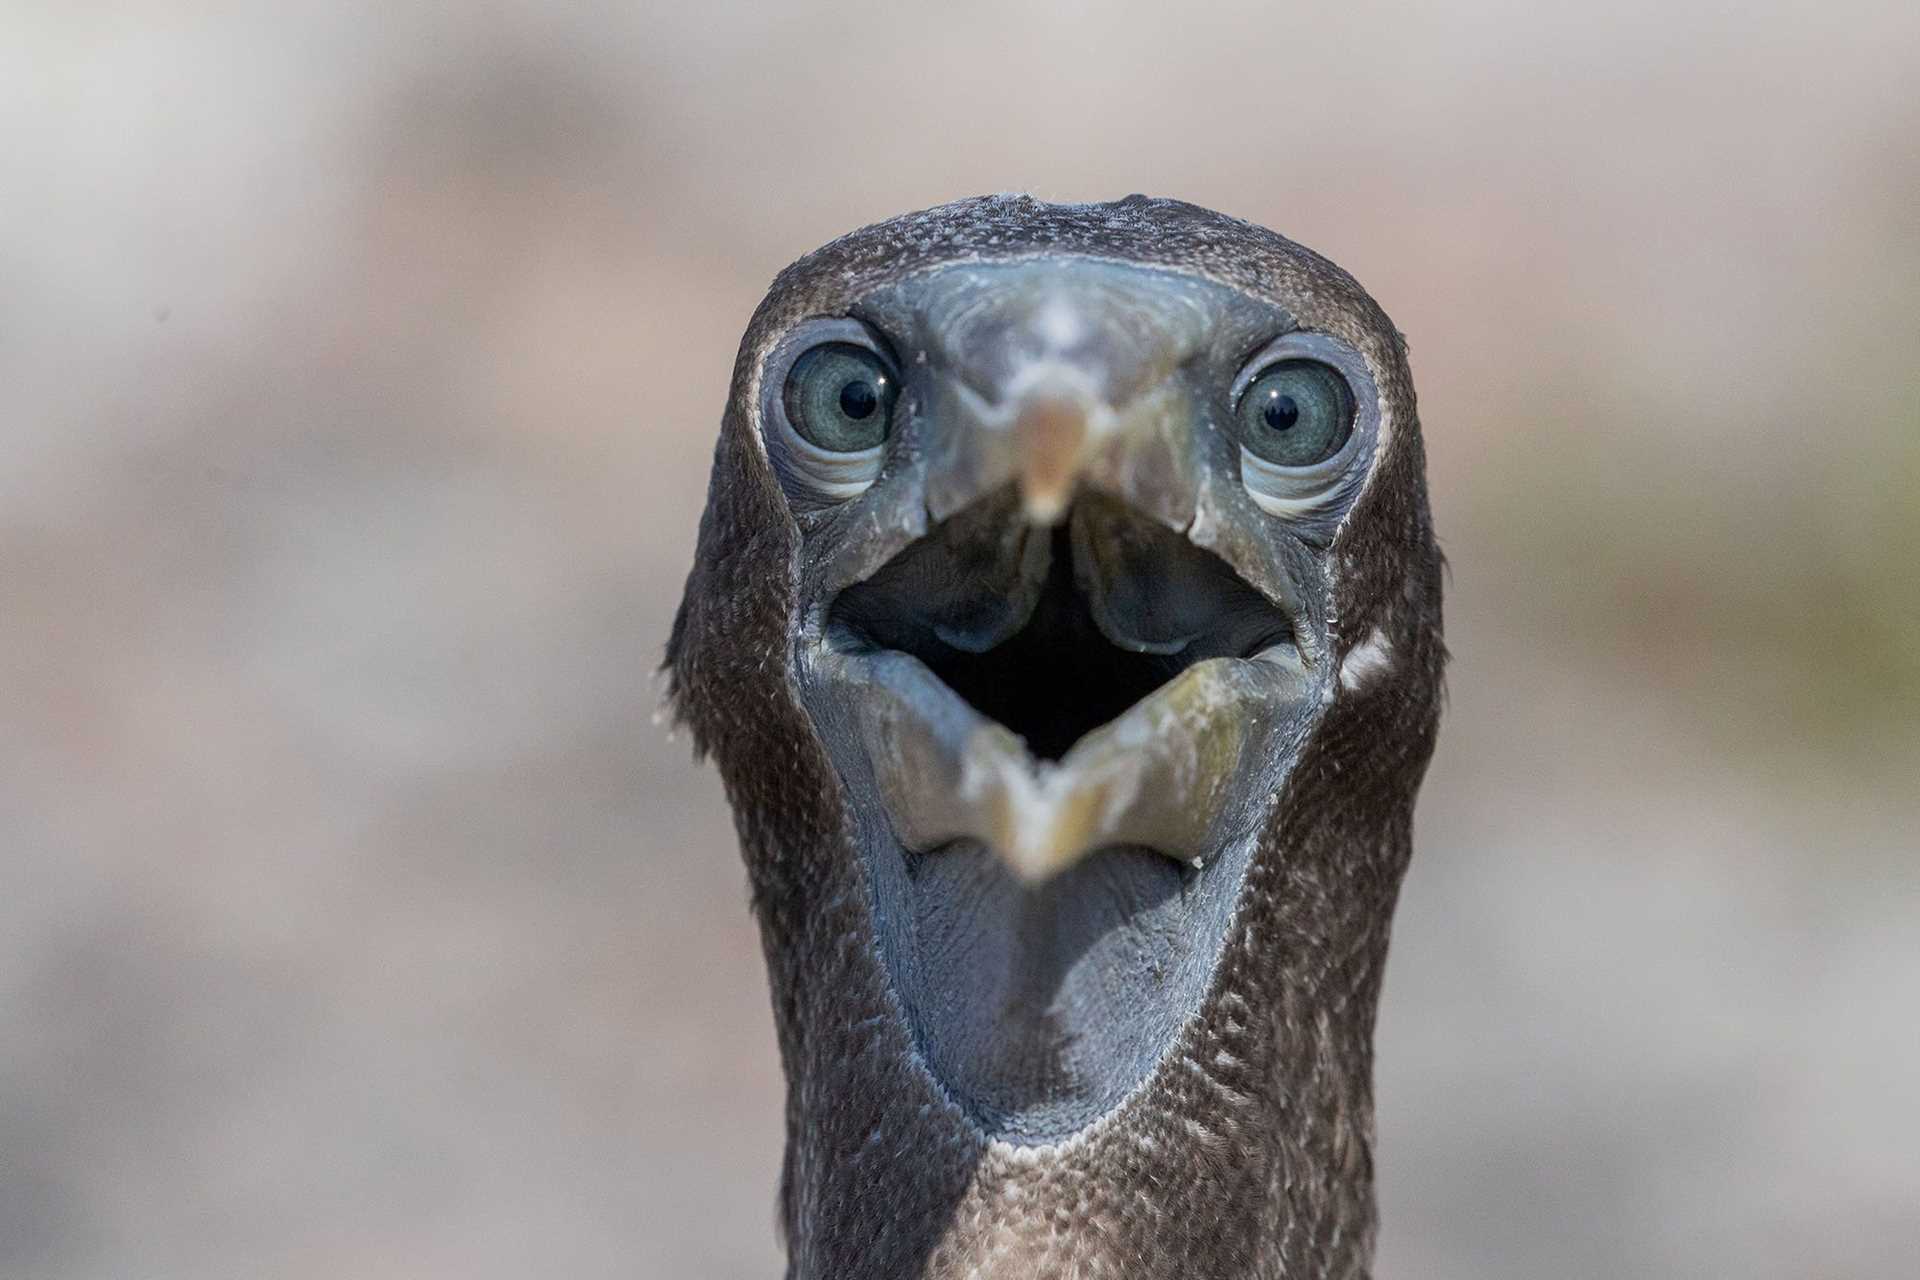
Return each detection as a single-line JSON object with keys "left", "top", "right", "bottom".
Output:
{"left": 832, "top": 520, "right": 1176, "bottom": 762}
{"left": 811, "top": 488, "right": 1312, "bottom": 882}
{"left": 829, "top": 492, "right": 1296, "bottom": 763}
{"left": 798, "top": 486, "right": 1327, "bottom": 1137}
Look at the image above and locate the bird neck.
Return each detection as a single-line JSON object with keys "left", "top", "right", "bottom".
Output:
{"left": 771, "top": 899, "right": 1388, "bottom": 1278}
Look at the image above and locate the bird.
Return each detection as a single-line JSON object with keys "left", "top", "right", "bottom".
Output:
{"left": 667, "top": 194, "right": 1445, "bottom": 1279}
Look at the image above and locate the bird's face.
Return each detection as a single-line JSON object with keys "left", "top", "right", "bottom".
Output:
{"left": 673, "top": 198, "right": 1440, "bottom": 1155}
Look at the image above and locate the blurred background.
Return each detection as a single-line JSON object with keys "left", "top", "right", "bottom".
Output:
{"left": 4, "top": 2, "right": 1917, "bottom": 1276}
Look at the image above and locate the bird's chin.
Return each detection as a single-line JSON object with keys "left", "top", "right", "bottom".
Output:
{"left": 795, "top": 489, "right": 1328, "bottom": 1141}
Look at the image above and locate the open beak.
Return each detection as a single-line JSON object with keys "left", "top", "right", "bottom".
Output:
{"left": 816, "top": 480, "right": 1311, "bottom": 882}
{"left": 841, "top": 635, "right": 1305, "bottom": 881}
{"left": 804, "top": 263, "right": 1319, "bottom": 881}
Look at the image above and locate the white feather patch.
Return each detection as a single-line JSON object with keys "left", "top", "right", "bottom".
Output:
{"left": 1339, "top": 626, "right": 1394, "bottom": 692}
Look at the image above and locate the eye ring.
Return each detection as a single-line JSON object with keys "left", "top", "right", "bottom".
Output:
{"left": 761, "top": 319, "right": 901, "bottom": 502}
{"left": 1226, "top": 332, "right": 1381, "bottom": 530}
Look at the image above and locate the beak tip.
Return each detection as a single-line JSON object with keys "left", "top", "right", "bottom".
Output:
{"left": 1012, "top": 391, "right": 1094, "bottom": 526}
{"left": 1020, "top": 483, "right": 1074, "bottom": 526}
{"left": 994, "top": 836, "right": 1084, "bottom": 885}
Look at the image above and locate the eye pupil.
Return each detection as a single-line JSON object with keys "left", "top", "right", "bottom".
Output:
{"left": 1262, "top": 393, "right": 1299, "bottom": 431}
{"left": 839, "top": 380, "right": 878, "bottom": 420}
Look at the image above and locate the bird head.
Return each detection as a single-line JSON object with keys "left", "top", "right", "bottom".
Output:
{"left": 669, "top": 195, "right": 1443, "bottom": 1273}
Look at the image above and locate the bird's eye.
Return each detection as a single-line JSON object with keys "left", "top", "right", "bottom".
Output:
{"left": 784, "top": 343, "right": 898, "bottom": 453}
{"left": 1233, "top": 360, "right": 1354, "bottom": 468}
